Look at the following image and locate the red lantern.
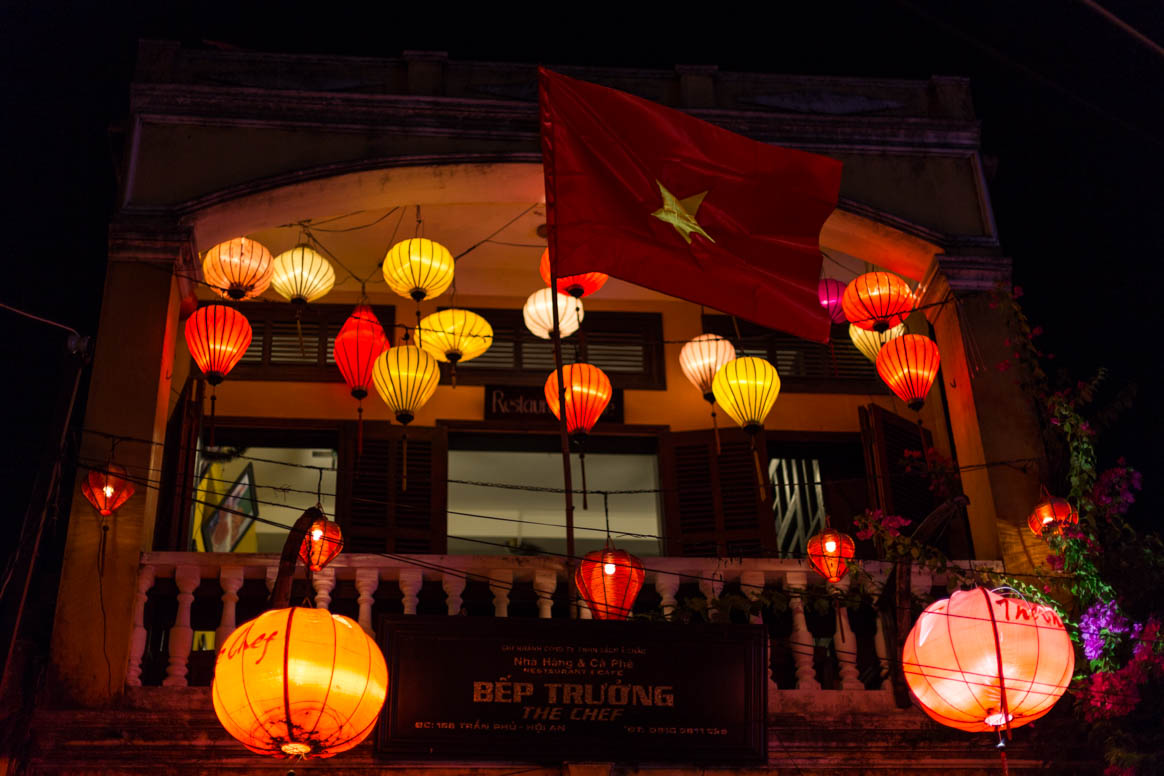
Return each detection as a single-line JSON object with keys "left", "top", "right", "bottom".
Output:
{"left": 575, "top": 545, "right": 645, "bottom": 620}
{"left": 875, "top": 333, "right": 940, "bottom": 411}
{"left": 1028, "top": 497, "right": 1078, "bottom": 536}
{"left": 806, "top": 529, "right": 855, "bottom": 583}
{"left": 539, "top": 248, "right": 608, "bottom": 298}
{"left": 842, "top": 272, "right": 914, "bottom": 332}
{"left": 184, "top": 305, "right": 253, "bottom": 385}
{"left": 544, "top": 363, "right": 612, "bottom": 437}
{"left": 80, "top": 463, "right": 135, "bottom": 516}
{"left": 818, "top": 278, "right": 847, "bottom": 324}
{"left": 334, "top": 305, "right": 388, "bottom": 400}
{"left": 299, "top": 515, "right": 344, "bottom": 572}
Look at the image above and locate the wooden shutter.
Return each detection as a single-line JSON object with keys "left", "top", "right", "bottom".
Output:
{"left": 659, "top": 428, "right": 775, "bottom": 557}
{"left": 153, "top": 376, "right": 203, "bottom": 550}
{"left": 338, "top": 424, "right": 447, "bottom": 554}
{"left": 858, "top": 404, "right": 936, "bottom": 528}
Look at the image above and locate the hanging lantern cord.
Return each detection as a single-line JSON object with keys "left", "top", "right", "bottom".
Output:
{"left": 981, "top": 587, "right": 1013, "bottom": 742}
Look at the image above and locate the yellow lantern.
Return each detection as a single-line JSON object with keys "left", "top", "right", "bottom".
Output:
{"left": 712, "top": 356, "right": 781, "bottom": 432}
{"left": 372, "top": 346, "right": 440, "bottom": 425}
{"left": 270, "top": 244, "right": 336, "bottom": 304}
{"left": 202, "top": 237, "right": 274, "bottom": 301}
{"left": 382, "top": 238, "right": 455, "bottom": 302}
{"left": 418, "top": 308, "right": 493, "bottom": 364}
{"left": 523, "top": 288, "right": 583, "bottom": 339}
{"left": 849, "top": 322, "right": 906, "bottom": 363}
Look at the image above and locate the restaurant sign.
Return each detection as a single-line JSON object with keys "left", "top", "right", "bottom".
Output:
{"left": 375, "top": 616, "right": 766, "bottom": 764}
{"left": 483, "top": 384, "right": 624, "bottom": 424}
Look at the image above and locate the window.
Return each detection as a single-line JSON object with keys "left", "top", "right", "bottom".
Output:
{"left": 766, "top": 437, "right": 870, "bottom": 557}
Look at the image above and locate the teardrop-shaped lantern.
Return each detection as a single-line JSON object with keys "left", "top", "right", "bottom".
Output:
{"left": 81, "top": 463, "right": 135, "bottom": 516}
{"left": 679, "top": 334, "right": 737, "bottom": 403}
{"left": 1027, "top": 497, "right": 1079, "bottom": 536}
{"left": 849, "top": 322, "right": 906, "bottom": 363}
{"left": 298, "top": 514, "right": 344, "bottom": 572}
{"left": 712, "top": 357, "right": 781, "bottom": 432}
{"left": 544, "top": 363, "right": 612, "bottom": 437}
{"left": 806, "top": 529, "right": 856, "bottom": 583}
{"left": 818, "top": 278, "right": 848, "bottom": 324}
{"left": 185, "top": 305, "right": 253, "bottom": 385}
{"left": 418, "top": 308, "right": 493, "bottom": 364}
{"left": 539, "top": 248, "right": 608, "bottom": 298}
{"left": 372, "top": 346, "right": 440, "bottom": 425}
{"left": 202, "top": 237, "right": 274, "bottom": 301}
{"left": 334, "top": 305, "right": 389, "bottom": 401}
{"left": 842, "top": 272, "right": 914, "bottom": 332}
{"left": 575, "top": 545, "right": 645, "bottom": 620}
{"left": 382, "top": 238, "right": 455, "bottom": 302}
{"left": 523, "top": 288, "right": 583, "bottom": 340}
{"left": 270, "top": 244, "right": 336, "bottom": 304}
{"left": 875, "top": 333, "right": 940, "bottom": 411}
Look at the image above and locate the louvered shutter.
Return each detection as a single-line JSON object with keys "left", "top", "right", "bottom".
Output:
{"left": 858, "top": 404, "right": 936, "bottom": 528}
{"left": 153, "top": 376, "right": 203, "bottom": 550}
{"left": 660, "top": 429, "right": 774, "bottom": 557}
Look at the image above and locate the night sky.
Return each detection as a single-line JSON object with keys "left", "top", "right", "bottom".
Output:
{"left": 2, "top": 1, "right": 1161, "bottom": 535}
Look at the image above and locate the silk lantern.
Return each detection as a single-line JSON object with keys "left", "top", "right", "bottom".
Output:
{"left": 202, "top": 237, "right": 274, "bottom": 301}
{"left": 539, "top": 248, "right": 608, "bottom": 298}
{"left": 575, "top": 545, "right": 645, "bottom": 620}
{"left": 875, "top": 333, "right": 940, "bottom": 411}
{"left": 270, "top": 244, "right": 336, "bottom": 304}
{"left": 818, "top": 278, "right": 847, "bottom": 324}
{"left": 382, "top": 238, "right": 455, "bottom": 302}
{"left": 418, "top": 308, "right": 493, "bottom": 386}
{"left": 712, "top": 357, "right": 780, "bottom": 432}
{"left": 523, "top": 288, "right": 583, "bottom": 339}
{"left": 1027, "top": 497, "right": 1079, "bottom": 536}
{"left": 545, "top": 363, "right": 612, "bottom": 438}
{"left": 842, "top": 272, "right": 914, "bottom": 332}
{"left": 679, "top": 333, "right": 737, "bottom": 452}
{"left": 80, "top": 463, "right": 135, "bottom": 516}
{"left": 299, "top": 514, "right": 344, "bottom": 572}
{"left": 334, "top": 305, "right": 389, "bottom": 454}
{"left": 806, "top": 529, "right": 856, "bottom": 583}
{"left": 902, "top": 588, "right": 1074, "bottom": 734}
{"left": 372, "top": 346, "right": 440, "bottom": 426}
{"left": 849, "top": 322, "right": 906, "bottom": 363}
{"left": 185, "top": 305, "right": 253, "bottom": 386}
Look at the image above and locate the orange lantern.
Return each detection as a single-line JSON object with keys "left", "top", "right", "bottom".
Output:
{"left": 539, "top": 248, "right": 608, "bottom": 298}
{"left": 185, "top": 305, "right": 253, "bottom": 385}
{"left": 80, "top": 463, "right": 135, "bottom": 516}
{"left": 575, "top": 545, "right": 645, "bottom": 620}
{"left": 806, "top": 528, "right": 855, "bottom": 583}
{"left": 202, "top": 237, "right": 274, "bottom": 301}
{"left": 875, "top": 333, "right": 940, "bottom": 411}
{"left": 299, "top": 515, "right": 344, "bottom": 572}
{"left": 545, "top": 363, "right": 612, "bottom": 438}
{"left": 842, "top": 272, "right": 914, "bottom": 332}
{"left": 902, "top": 588, "right": 1074, "bottom": 734}
{"left": 1027, "top": 497, "right": 1079, "bottom": 536}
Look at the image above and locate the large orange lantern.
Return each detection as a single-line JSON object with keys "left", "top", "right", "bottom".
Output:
{"left": 806, "top": 528, "right": 855, "bottom": 583}
{"left": 185, "top": 305, "right": 253, "bottom": 385}
{"left": 539, "top": 248, "right": 608, "bottom": 298}
{"left": 299, "top": 514, "right": 344, "bottom": 572}
{"left": 1027, "top": 497, "right": 1079, "bottom": 536}
{"left": 202, "top": 237, "right": 274, "bottom": 301}
{"left": 80, "top": 463, "right": 135, "bottom": 516}
{"left": 875, "top": 333, "right": 940, "bottom": 411}
{"left": 575, "top": 545, "right": 645, "bottom": 620}
{"left": 544, "top": 363, "right": 612, "bottom": 438}
{"left": 902, "top": 588, "right": 1074, "bottom": 734}
{"left": 842, "top": 272, "right": 914, "bottom": 332}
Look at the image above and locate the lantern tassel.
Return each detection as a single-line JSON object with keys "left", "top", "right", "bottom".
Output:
{"left": 208, "top": 389, "right": 217, "bottom": 448}
{"left": 995, "top": 728, "right": 1010, "bottom": 776}
{"left": 752, "top": 438, "right": 767, "bottom": 503}
{"left": 357, "top": 403, "right": 364, "bottom": 458}
{"left": 451, "top": 362, "right": 457, "bottom": 389}
{"left": 401, "top": 432, "right": 408, "bottom": 492}
{"left": 710, "top": 404, "right": 721, "bottom": 456}
{"left": 580, "top": 451, "right": 588, "bottom": 511}
{"left": 296, "top": 308, "right": 307, "bottom": 358}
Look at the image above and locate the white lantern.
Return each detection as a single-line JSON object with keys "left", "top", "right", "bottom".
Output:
{"left": 270, "top": 244, "right": 336, "bottom": 304}
{"left": 523, "top": 288, "right": 583, "bottom": 339}
{"left": 679, "top": 334, "right": 737, "bottom": 402}
{"left": 849, "top": 323, "right": 906, "bottom": 363}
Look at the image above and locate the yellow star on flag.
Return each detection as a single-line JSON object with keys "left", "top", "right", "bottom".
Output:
{"left": 651, "top": 181, "right": 715, "bottom": 245}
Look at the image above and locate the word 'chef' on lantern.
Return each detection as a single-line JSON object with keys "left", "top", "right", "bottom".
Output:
{"left": 270, "top": 244, "right": 336, "bottom": 304}
{"left": 849, "top": 322, "right": 906, "bottom": 363}
{"left": 679, "top": 334, "right": 737, "bottom": 403}
{"left": 842, "top": 271, "right": 914, "bottom": 333}
{"left": 712, "top": 356, "right": 781, "bottom": 432}
{"left": 876, "top": 333, "right": 940, "bottom": 411}
{"left": 334, "top": 305, "right": 389, "bottom": 401}
{"left": 523, "top": 288, "right": 583, "bottom": 340}
{"left": 544, "top": 363, "right": 612, "bottom": 438}
{"left": 299, "top": 514, "right": 344, "bottom": 572}
{"left": 575, "top": 545, "right": 645, "bottom": 620}
{"left": 212, "top": 606, "right": 387, "bottom": 759}
{"left": 902, "top": 588, "right": 1074, "bottom": 733}
{"left": 80, "top": 463, "right": 135, "bottom": 516}
{"left": 818, "top": 278, "right": 848, "bottom": 324}
{"left": 184, "top": 305, "right": 253, "bottom": 385}
{"left": 202, "top": 237, "right": 274, "bottom": 301}
{"left": 382, "top": 238, "right": 455, "bottom": 302}
{"left": 372, "top": 345, "right": 440, "bottom": 425}
{"left": 539, "top": 248, "right": 608, "bottom": 298}
{"left": 806, "top": 528, "right": 856, "bottom": 583}
{"left": 1028, "top": 497, "right": 1079, "bottom": 536}
{"left": 418, "top": 308, "right": 493, "bottom": 365}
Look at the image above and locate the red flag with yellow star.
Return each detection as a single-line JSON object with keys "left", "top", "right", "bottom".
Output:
{"left": 539, "top": 67, "right": 843, "bottom": 343}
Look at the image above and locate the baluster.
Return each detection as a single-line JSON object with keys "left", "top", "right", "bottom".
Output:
{"left": 398, "top": 569, "right": 423, "bottom": 615}
{"left": 578, "top": 599, "right": 592, "bottom": 620}
{"left": 873, "top": 609, "right": 890, "bottom": 691}
{"left": 489, "top": 569, "right": 511, "bottom": 617}
{"left": 312, "top": 567, "right": 336, "bottom": 611}
{"left": 533, "top": 570, "right": 557, "bottom": 619}
{"left": 442, "top": 572, "right": 465, "bottom": 616}
{"left": 836, "top": 580, "right": 862, "bottom": 690}
{"left": 740, "top": 571, "right": 777, "bottom": 695}
{"left": 698, "top": 572, "right": 725, "bottom": 621}
{"left": 654, "top": 574, "right": 679, "bottom": 621}
{"left": 786, "top": 571, "right": 820, "bottom": 691}
{"left": 215, "top": 566, "right": 244, "bottom": 650}
{"left": 355, "top": 569, "right": 380, "bottom": 634}
{"left": 125, "top": 565, "right": 155, "bottom": 687}
{"left": 264, "top": 565, "right": 278, "bottom": 602}
{"left": 163, "top": 565, "right": 201, "bottom": 687}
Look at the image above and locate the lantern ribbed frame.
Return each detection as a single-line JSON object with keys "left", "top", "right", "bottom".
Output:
{"left": 372, "top": 346, "right": 440, "bottom": 425}
{"left": 334, "top": 305, "right": 388, "bottom": 400}
{"left": 271, "top": 244, "right": 336, "bottom": 304}
{"left": 212, "top": 607, "right": 387, "bottom": 759}
{"left": 575, "top": 547, "right": 645, "bottom": 620}
{"left": 418, "top": 308, "right": 493, "bottom": 363}
{"left": 523, "top": 288, "right": 583, "bottom": 340}
{"left": 875, "top": 333, "right": 940, "bottom": 411}
{"left": 538, "top": 248, "right": 608, "bottom": 298}
{"left": 818, "top": 278, "right": 848, "bottom": 324}
{"left": 842, "top": 272, "right": 914, "bottom": 332}
{"left": 185, "top": 305, "right": 253, "bottom": 385}
{"left": 202, "top": 237, "right": 274, "bottom": 301}
{"left": 1027, "top": 497, "right": 1079, "bottom": 536}
{"left": 806, "top": 529, "right": 856, "bottom": 583}
{"left": 382, "top": 238, "right": 454, "bottom": 301}
{"left": 80, "top": 463, "right": 135, "bottom": 516}
{"left": 711, "top": 356, "right": 781, "bottom": 432}
{"left": 544, "top": 363, "right": 612, "bottom": 436}
{"left": 902, "top": 588, "right": 1074, "bottom": 733}
{"left": 849, "top": 322, "right": 906, "bottom": 363}
{"left": 679, "top": 334, "right": 737, "bottom": 402}
{"left": 299, "top": 516, "right": 344, "bottom": 572}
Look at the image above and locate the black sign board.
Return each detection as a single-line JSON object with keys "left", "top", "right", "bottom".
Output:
{"left": 483, "top": 384, "right": 624, "bottom": 425}
{"left": 375, "top": 616, "right": 766, "bottom": 764}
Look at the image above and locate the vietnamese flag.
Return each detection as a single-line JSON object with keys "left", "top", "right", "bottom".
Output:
{"left": 539, "top": 68, "right": 843, "bottom": 343}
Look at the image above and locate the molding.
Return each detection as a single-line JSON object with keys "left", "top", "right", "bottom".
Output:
{"left": 936, "top": 255, "right": 1014, "bottom": 293}
{"left": 107, "top": 218, "right": 191, "bottom": 264}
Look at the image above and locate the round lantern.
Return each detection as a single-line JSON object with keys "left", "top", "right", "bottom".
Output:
{"left": 544, "top": 363, "right": 612, "bottom": 437}
{"left": 382, "top": 238, "right": 455, "bottom": 302}
{"left": 806, "top": 529, "right": 856, "bottom": 583}
{"left": 212, "top": 607, "right": 387, "bottom": 758}
{"left": 712, "top": 357, "right": 781, "bottom": 432}
{"left": 875, "top": 333, "right": 940, "bottom": 411}
{"left": 334, "top": 305, "right": 389, "bottom": 401}
{"left": 849, "top": 322, "right": 906, "bottom": 363}
{"left": 184, "top": 305, "right": 253, "bottom": 385}
{"left": 1027, "top": 497, "right": 1079, "bottom": 537}
{"left": 902, "top": 588, "right": 1074, "bottom": 733}
{"left": 270, "top": 244, "right": 336, "bottom": 304}
{"left": 575, "top": 545, "right": 645, "bottom": 620}
{"left": 523, "top": 288, "right": 583, "bottom": 340}
{"left": 202, "top": 237, "right": 274, "bottom": 301}
{"left": 372, "top": 346, "right": 440, "bottom": 425}
{"left": 842, "top": 272, "right": 914, "bottom": 332}
{"left": 538, "top": 248, "right": 608, "bottom": 298}
{"left": 818, "top": 278, "right": 847, "bottom": 324}
{"left": 80, "top": 463, "right": 135, "bottom": 516}
{"left": 679, "top": 334, "right": 737, "bottom": 403}
{"left": 418, "top": 308, "right": 493, "bottom": 364}
{"left": 299, "top": 514, "right": 344, "bottom": 572}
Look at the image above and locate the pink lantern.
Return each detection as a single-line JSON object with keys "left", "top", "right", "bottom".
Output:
{"left": 818, "top": 278, "right": 847, "bottom": 324}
